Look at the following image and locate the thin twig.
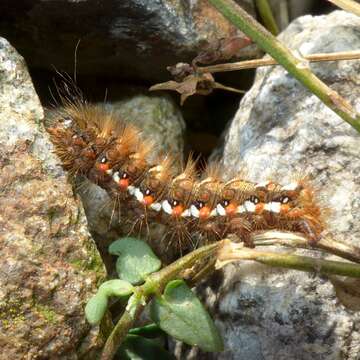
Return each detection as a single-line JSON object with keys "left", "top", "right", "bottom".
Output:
{"left": 252, "top": 231, "right": 360, "bottom": 264}
{"left": 328, "top": 0, "right": 360, "bottom": 17}
{"left": 198, "top": 50, "right": 360, "bottom": 74}
{"left": 255, "top": 0, "right": 279, "bottom": 35}
{"left": 217, "top": 240, "right": 360, "bottom": 278}
{"left": 207, "top": 0, "right": 360, "bottom": 132}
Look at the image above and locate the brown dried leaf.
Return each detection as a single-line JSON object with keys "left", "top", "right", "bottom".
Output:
{"left": 167, "top": 63, "right": 194, "bottom": 82}
{"left": 150, "top": 72, "right": 244, "bottom": 105}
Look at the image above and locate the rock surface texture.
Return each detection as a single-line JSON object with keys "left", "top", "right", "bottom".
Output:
{"left": 0, "top": 38, "right": 105, "bottom": 359}
{"left": 0, "top": 0, "right": 254, "bottom": 81}
{"left": 178, "top": 11, "right": 360, "bottom": 360}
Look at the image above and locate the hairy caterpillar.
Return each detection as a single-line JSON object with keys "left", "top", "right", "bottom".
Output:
{"left": 47, "top": 100, "right": 325, "bottom": 252}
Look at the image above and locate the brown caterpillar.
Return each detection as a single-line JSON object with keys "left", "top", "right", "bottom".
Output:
{"left": 47, "top": 101, "right": 325, "bottom": 251}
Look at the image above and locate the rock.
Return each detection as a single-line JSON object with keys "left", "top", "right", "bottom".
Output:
{"left": 0, "top": 0, "right": 254, "bottom": 82}
{"left": 0, "top": 37, "right": 106, "bottom": 359}
{"left": 182, "top": 11, "right": 360, "bottom": 359}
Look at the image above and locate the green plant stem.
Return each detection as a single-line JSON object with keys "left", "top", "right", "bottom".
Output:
{"left": 255, "top": 0, "right": 279, "bottom": 35}
{"left": 100, "top": 241, "right": 221, "bottom": 360}
{"left": 252, "top": 231, "right": 360, "bottom": 264}
{"left": 99, "top": 311, "right": 115, "bottom": 341}
{"left": 207, "top": 0, "right": 360, "bottom": 132}
{"left": 328, "top": 0, "right": 360, "bottom": 16}
{"left": 188, "top": 258, "right": 217, "bottom": 286}
{"left": 218, "top": 241, "right": 360, "bottom": 278}
{"left": 100, "top": 299, "right": 145, "bottom": 360}
{"left": 146, "top": 242, "right": 220, "bottom": 292}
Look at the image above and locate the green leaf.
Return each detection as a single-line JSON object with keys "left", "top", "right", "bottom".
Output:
{"left": 109, "top": 237, "right": 161, "bottom": 284}
{"left": 128, "top": 323, "right": 164, "bottom": 338}
{"left": 116, "top": 334, "right": 175, "bottom": 360}
{"left": 99, "top": 279, "right": 134, "bottom": 297}
{"left": 85, "top": 293, "right": 108, "bottom": 325}
{"left": 150, "top": 280, "right": 223, "bottom": 352}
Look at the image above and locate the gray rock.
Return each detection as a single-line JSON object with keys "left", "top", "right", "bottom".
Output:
{"left": 0, "top": 0, "right": 254, "bottom": 81}
{"left": 183, "top": 11, "right": 360, "bottom": 360}
{"left": 0, "top": 37, "right": 106, "bottom": 359}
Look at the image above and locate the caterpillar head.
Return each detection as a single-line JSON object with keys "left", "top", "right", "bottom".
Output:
{"left": 48, "top": 125, "right": 98, "bottom": 175}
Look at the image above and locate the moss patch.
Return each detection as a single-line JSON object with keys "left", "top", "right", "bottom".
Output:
{"left": 34, "top": 303, "right": 58, "bottom": 323}
{"left": 70, "top": 238, "right": 106, "bottom": 284}
{"left": 0, "top": 297, "right": 27, "bottom": 329}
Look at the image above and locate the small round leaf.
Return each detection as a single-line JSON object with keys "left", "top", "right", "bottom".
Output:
{"left": 99, "top": 279, "right": 134, "bottom": 297}
{"left": 85, "top": 293, "right": 108, "bottom": 325}
{"left": 109, "top": 237, "right": 161, "bottom": 284}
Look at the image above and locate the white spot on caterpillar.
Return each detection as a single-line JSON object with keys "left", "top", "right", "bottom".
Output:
{"left": 134, "top": 188, "right": 144, "bottom": 202}
{"left": 236, "top": 205, "right": 246, "bottom": 213}
{"left": 112, "top": 172, "right": 120, "bottom": 183}
{"left": 216, "top": 204, "right": 226, "bottom": 216}
{"left": 64, "top": 119, "right": 73, "bottom": 128}
{"left": 209, "top": 208, "right": 217, "bottom": 217}
{"left": 281, "top": 182, "right": 298, "bottom": 191}
{"left": 162, "top": 200, "right": 173, "bottom": 215}
{"left": 282, "top": 196, "right": 289, "bottom": 204}
{"left": 181, "top": 209, "right": 191, "bottom": 217}
{"left": 244, "top": 201, "right": 256, "bottom": 212}
{"left": 128, "top": 185, "right": 136, "bottom": 195}
{"left": 190, "top": 205, "right": 200, "bottom": 218}
{"left": 271, "top": 202, "right": 281, "bottom": 213}
{"left": 256, "top": 181, "right": 269, "bottom": 188}
{"left": 264, "top": 202, "right": 281, "bottom": 213}
{"left": 150, "top": 165, "right": 163, "bottom": 173}
{"left": 150, "top": 202, "right": 162, "bottom": 212}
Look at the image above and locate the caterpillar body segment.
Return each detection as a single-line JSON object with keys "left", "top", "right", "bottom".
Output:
{"left": 262, "top": 180, "right": 325, "bottom": 243}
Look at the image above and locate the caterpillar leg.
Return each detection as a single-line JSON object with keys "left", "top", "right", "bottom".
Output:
{"left": 228, "top": 217, "right": 254, "bottom": 248}
{"left": 295, "top": 218, "right": 322, "bottom": 246}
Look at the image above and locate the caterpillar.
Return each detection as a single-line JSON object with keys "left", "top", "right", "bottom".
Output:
{"left": 47, "top": 99, "right": 325, "bottom": 252}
